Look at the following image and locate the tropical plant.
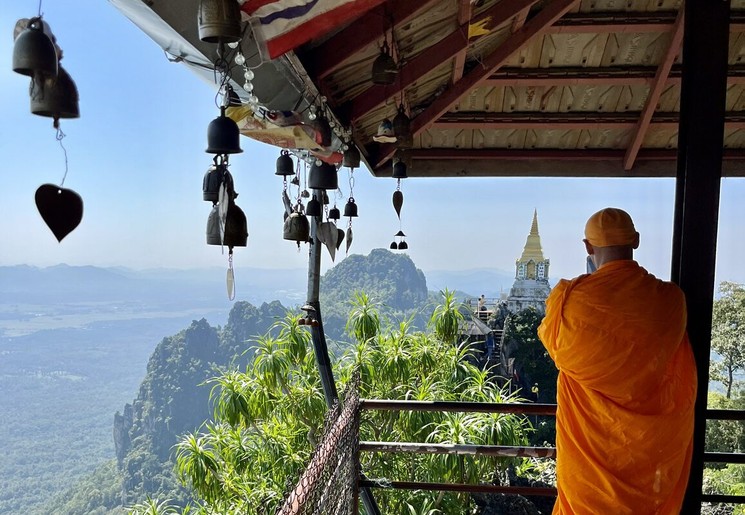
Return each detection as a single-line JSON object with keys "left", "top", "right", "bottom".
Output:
{"left": 429, "top": 288, "right": 464, "bottom": 346}
{"left": 151, "top": 296, "right": 533, "bottom": 514}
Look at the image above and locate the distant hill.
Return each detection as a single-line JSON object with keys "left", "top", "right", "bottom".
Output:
{"left": 320, "top": 249, "right": 429, "bottom": 340}
{"left": 0, "top": 264, "right": 306, "bottom": 310}
{"left": 424, "top": 267, "right": 515, "bottom": 299}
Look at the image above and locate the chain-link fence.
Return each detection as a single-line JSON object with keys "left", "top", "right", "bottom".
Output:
{"left": 277, "top": 374, "right": 360, "bottom": 515}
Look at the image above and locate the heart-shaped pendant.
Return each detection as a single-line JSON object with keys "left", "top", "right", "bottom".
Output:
{"left": 35, "top": 184, "right": 83, "bottom": 242}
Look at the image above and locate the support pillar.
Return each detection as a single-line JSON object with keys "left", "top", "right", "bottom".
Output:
{"left": 305, "top": 190, "right": 380, "bottom": 515}
{"left": 672, "top": 0, "right": 730, "bottom": 512}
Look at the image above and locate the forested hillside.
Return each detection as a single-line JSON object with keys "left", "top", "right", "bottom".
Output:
{"left": 51, "top": 249, "right": 433, "bottom": 512}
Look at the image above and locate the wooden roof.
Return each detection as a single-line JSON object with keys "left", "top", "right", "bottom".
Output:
{"left": 290, "top": 0, "right": 745, "bottom": 177}
{"left": 112, "top": 0, "right": 745, "bottom": 177}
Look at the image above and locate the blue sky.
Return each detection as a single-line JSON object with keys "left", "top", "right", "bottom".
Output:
{"left": 1, "top": 1, "right": 744, "bottom": 287}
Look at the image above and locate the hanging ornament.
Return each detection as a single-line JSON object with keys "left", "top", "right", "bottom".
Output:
{"left": 393, "top": 104, "right": 412, "bottom": 148}
{"left": 346, "top": 226, "right": 353, "bottom": 255}
{"left": 392, "top": 190, "right": 403, "bottom": 220}
{"left": 308, "top": 160, "right": 338, "bottom": 190}
{"left": 197, "top": 0, "right": 242, "bottom": 44}
{"left": 283, "top": 207, "right": 310, "bottom": 248}
{"left": 206, "top": 106, "right": 242, "bottom": 154}
{"left": 35, "top": 184, "right": 82, "bottom": 242}
{"left": 13, "top": 17, "right": 58, "bottom": 79}
{"left": 34, "top": 106, "right": 83, "bottom": 243}
{"left": 390, "top": 152, "right": 409, "bottom": 251}
{"left": 371, "top": 40, "right": 397, "bottom": 85}
{"left": 226, "top": 252, "right": 236, "bottom": 300}
{"left": 317, "top": 221, "right": 338, "bottom": 261}
{"left": 391, "top": 230, "right": 408, "bottom": 251}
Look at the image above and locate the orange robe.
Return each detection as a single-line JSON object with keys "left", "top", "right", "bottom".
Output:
{"left": 537, "top": 260, "right": 697, "bottom": 515}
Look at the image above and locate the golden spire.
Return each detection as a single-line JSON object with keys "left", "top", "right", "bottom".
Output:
{"left": 518, "top": 209, "right": 545, "bottom": 262}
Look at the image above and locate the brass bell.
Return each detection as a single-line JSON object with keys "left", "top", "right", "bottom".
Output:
{"left": 206, "top": 205, "right": 222, "bottom": 245}
{"left": 13, "top": 18, "right": 58, "bottom": 78}
{"left": 329, "top": 207, "right": 340, "bottom": 220}
{"left": 203, "top": 163, "right": 232, "bottom": 203}
{"left": 30, "top": 66, "right": 79, "bottom": 123}
{"left": 308, "top": 161, "right": 338, "bottom": 190}
{"left": 371, "top": 41, "right": 397, "bottom": 85}
{"left": 306, "top": 197, "right": 322, "bottom": 217}
{"left": 392, "top": 159, "right": 408, "bottom": 179}
{"left": 342, "top": 145, "right": 360, "bottom": 168}
{"left": 393, "top": 105, "right": 412, "bottom": 148}
{"left": 207, "top": 106, "right": 242, "bottom": 154}
{"left": 224, "top": 202, "right": 248, "bottom": 248}
{"left": 343, "top": 197, "right": 358, "bottom": 218}
{"left": 283, "top": 211, "right": 310, "bottom": 243}
{"left": 276, "top": 150, "right": 295, "bottom": 176}
{"left": 198, "top": 0, "right": 242, "bottom": 44}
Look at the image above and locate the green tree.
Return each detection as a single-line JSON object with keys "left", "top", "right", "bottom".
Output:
{"left": 711, "top": 282, "right": 745, "bottom": 399}
{"left": 164, "top": 297, "right": 532, "bottom": 514}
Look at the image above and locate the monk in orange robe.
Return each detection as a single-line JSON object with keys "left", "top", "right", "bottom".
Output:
{"left": 538, "top": 208, "right": 697, "bottom": 514}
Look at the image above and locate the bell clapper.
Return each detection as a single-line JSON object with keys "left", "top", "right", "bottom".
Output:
{"left": 226, "top": 249, "right": 235, "bottom": 301}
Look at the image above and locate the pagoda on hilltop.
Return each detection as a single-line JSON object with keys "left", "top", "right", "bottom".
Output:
{"left": 506, "top": 210, "right": 551, "bottom": 314}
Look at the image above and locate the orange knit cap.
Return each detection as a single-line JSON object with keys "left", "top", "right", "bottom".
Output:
{"left": 584, "top": 208, "right": 638, "bottom": 247}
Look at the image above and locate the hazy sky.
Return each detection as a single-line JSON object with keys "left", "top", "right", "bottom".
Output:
{"left": 1, "top": 1, "right": 744, "bottom": 287}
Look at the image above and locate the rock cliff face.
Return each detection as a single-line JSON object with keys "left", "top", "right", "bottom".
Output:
{"left": 111, "top": 302, "right": 285, "bottom": 507}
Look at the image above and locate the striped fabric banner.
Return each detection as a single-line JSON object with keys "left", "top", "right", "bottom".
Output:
{"left": 240, "top": 0, "right": 383, "bottom": 60}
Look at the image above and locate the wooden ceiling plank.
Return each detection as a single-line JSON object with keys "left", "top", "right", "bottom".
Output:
{"left": 369, "top": 149, "right": 745, "bottom": 178}
{"left": 375, "top": 0, "right": 580, "bottom": 167}
{"left": 623, "top": 9, "right": 685, "bottom": 171}
{"left": 452, "top": 0, "right": 472, "bottom": 84}
{"left": 306, "top": 0, "right": 439, "bottom": 80}
{"left": 348, "top": 0, "right": 539, "bottom": 122}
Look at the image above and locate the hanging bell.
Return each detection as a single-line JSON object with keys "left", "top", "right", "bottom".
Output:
{"left": 392, "top": 159, "right": 408, "bottom": 179}
{"left": 13, "top": 17, "right": 58, "bottom": 79}
{"left": 283, "top": 211, "right": 310, "bottom": 243}
{"left": 398, "top": 240, "right": 409, "bottom": 250}
{"left": 390, "top": 241, "right": 398, "bottom": 250}
{"left": 203, "top": 163, "right": 232, "bottom": 203}
{"left": 30, "top": 66, "right": 79, "bottom": 123}
{"left": 207, "top": 106, "right": 242, "bottom": 154}
{"left": 306, "top": 197, "right": 322, "bottom": 217}
{"left": 322, "top": 192, "right": 330, "bottom": 205}
{"left": 371, "top": 41, "right": 397, "bottom": 85}
{"left": 276, "top": 150, "right": 295, "bottom": 176}
{"left": 206, "top": 205, "right": 222, "bottom": 245}
{"left": 393, "top": 105, "right": 412, "bottom": 148}
{"left": 308, "top": 161, "right": 338, "bottom": 190}
{"left": 342, "top": 145, "right": 360, "bottom": 168}
{"left": 343, "top": 197, "right": 358, "bottom": 218}
{"left": 198, "top": 0, "right": 242, "bottom": 44}
{"left": 224, "top": 202, "right": 248, "bottom": 248}
{"left": 329, "top": 207, "right": 341, "bottom": 220}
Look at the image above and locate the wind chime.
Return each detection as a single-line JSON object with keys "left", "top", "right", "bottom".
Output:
{"left": 198, "top": 0, "right": 247, "bottom": 301}
{"left": 389, "top": 102, "right": 412, "bottom": 251}
{"left": 277, "top": 151, "right": 310, "bottom": 249}
{"left": 13, "top": 13, "right": 82, "bottom": 243}
{"left": 342, "top": 143, "right": 360, "bottom": 255}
